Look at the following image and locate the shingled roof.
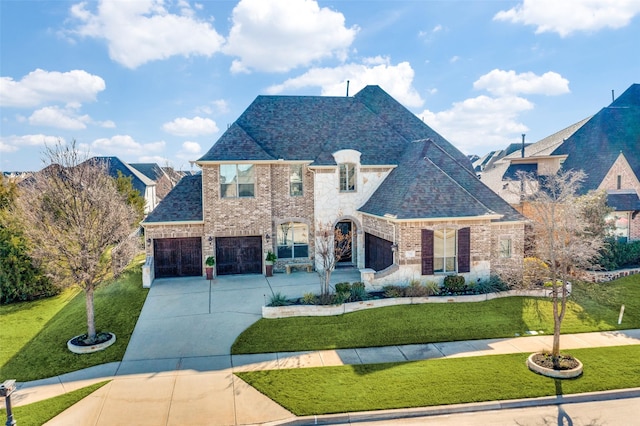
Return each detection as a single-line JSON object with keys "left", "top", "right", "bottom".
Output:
{"left": 86, "top": 157, "right": 154, "bottom": 196}
{"left": 144, "top": 175, "right": 202, "bottom": 223}
{"left": 359, "top": 139, "right": 523, "bottom": 221}
{"left": 199, "top": 85, "right": 471, "bottom": 170}
{"left": 552, "top": 83, "right": 640, "bottom": 194}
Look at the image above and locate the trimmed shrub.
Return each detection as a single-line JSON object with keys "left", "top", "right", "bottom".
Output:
{"left": 475, "top": 275, "right": 509, "bottom": 294}
{"left": 349, "top": 283, "right": 368, "bottom": 302}
{"left": 443, "top": 275, "right": 465, "bottom": 294}
{"left": 404, "top": 279, "right": 431, "bottom": 297}
{"left": 598, "top": 239, "right": 640, "bottom": 271}
{"left": 383, "top": 285, "right": 404, "bottom": 298}
{"left": 334, "top": 282, "right": 352, "bottom": 293}
{"left": 301, "top": 292, "right": 317, "bottom": 305}
{"left": 334, "top": 291, "right": 351, "bottom": 305}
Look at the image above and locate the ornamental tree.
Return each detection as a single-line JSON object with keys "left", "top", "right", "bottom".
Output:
{"left": 16, "top": 141, "right": 138, "bottom": 343}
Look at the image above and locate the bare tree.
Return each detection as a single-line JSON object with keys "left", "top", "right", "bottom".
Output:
{"left": 16, "top": 141, "right": 138, "bottom": 344}
{"left": 315, "top": 221, "right": 353, "bottom": 298}
{"left": 520, "top": 169, "right": 607, "bottom": 368}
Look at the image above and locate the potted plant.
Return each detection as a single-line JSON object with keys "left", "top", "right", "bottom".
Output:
{"left": 205, "top": 256, "right": 215, "bottom": 280}
{"left": 265, "top": 251, "right": 277, "bottom": 277}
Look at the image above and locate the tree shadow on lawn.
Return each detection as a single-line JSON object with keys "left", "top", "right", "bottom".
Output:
{"left": 0, "top": 267, "right": 147, "bottom": 383}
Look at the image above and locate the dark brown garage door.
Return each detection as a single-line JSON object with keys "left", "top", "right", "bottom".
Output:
{"left": 365, "top": 233, "right": 394, "bottom": 272}
{"left": 216, "top": 236, "right": 262, "bottom": 275}
{"left": 154, "top": 237, "right": 202, "bottom": 278}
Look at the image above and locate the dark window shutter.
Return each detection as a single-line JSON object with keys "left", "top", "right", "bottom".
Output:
{"left": 458, "top": 227, "right": 470, "bottom": 273}
{"left": 421, "top": 229, "right": 434, "bottom": 275}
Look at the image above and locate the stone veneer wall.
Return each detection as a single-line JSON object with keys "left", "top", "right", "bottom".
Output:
{"left": 360, "top": 216, "right": 524, "bottom": 289}
{"left": 584, "top": 267, "right": 640, "bottom": 283}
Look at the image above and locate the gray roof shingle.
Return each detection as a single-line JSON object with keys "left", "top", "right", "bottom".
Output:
{"left": 143, "top": 175, "right": 202, "bottom": 223}
{"left": 552, "top": 83, "right": 640, "bottom": 194}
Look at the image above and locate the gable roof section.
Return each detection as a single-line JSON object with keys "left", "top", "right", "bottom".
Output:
{"left": 359, "top": 139, "right": 523, "bottom": 221}
{"left": 199, "top": 85, "right": 472, "bottom": 170}
{"left": 144, "top": 175, "right": 202, "bottom": 223}
{"left": 130, "top": 163, "right": 165, "bottom": 181}
{"left": 88, "top": 157, "right": 154, "bottom": 195}
{"left": 552, "top": 83, "right": 640, "bottom": 194}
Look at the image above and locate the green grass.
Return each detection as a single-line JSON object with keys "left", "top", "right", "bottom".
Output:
{"left": 232, "top": 275, "right": 640, "bottom": 354}
{"left": 0, "top": 381, "right": 109, "bottom": 426}
{"left": 237, "top": 345, "right": 640, "bottom": 416}
{"left": 0, "top": 256, "right": 148, "bottom": 381}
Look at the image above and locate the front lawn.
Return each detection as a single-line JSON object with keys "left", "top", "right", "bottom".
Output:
{"left": 237, "top": 345, "right": 640, "bottom": 416}
{"left": 232, "top": 276, "right": 640, "bottom": 354}
{"left": 0, "top": 256, "right": 148, "bottom": 382}
{"left": 0, "top": 381, "right": 109, "bottom": 426}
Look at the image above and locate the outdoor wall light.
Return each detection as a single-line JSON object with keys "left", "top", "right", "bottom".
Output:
{"left": 146, "top": 238, "right": 151, "bottom": 245}
{"left": 208, "top": 236, "right": 214, "bottom": 245}
{"left": 265, "top": 233, "right": 271, "bottom": 242}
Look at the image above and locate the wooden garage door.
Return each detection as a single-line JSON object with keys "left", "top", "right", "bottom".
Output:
{"left": 365, "top": 233, "right": 394, "bottom": 272}
{"left": 216, "top": 236, "right": 262, "bottom": 275}
{"left": 154, "top": 237, "right": 202, "bottom": 278}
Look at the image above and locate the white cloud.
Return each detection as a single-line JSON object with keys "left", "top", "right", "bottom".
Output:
{"left": 69, "top": 0, "right": 224, "bottom": 69}
{"left": 91, "top": 135, "right": 165, "bottom": 157}
{"left": 181, "top": 141, "right": 202, "bottom": 154}
{"left": 0, "top": 69, "right": 105, "bottom": 108}
{"left": 0, "top": 134, "right": 64, "bottom": 153}
{"left": 266, "top": 57, "right": 424, "bottom": 108}
{"left": 419, "top": 95, "right": 533, "bottom": 154}
{"left": 194, "top": 99, "right": 229, "bottom": 115}
{"left": 162, "top": 116, "right": 219, "bottom": 137}
{"left": 224, "top": 0, "right": 358, "bottom": 73}
{"left": 416, "top": 69, "right": 571, "bottom": 155}
{"left": 98, "top": 120, "right": 116, "bottom": 128}
{"left": 494, "top": 0, "right": 640, "bottom": 37}
{"left": 28, "top": 106, "right": 91, "bottom": 130}
{"left": 473, "top": 69, "right": 570, "bottom": 96}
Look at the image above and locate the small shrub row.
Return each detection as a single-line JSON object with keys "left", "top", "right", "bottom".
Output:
{"left": 598, "top": 239, "right": 640, "bottom": 271}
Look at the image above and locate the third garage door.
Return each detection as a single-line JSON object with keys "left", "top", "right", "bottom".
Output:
{"left": 216, "top": 236, "right": 262, "bottom": 275}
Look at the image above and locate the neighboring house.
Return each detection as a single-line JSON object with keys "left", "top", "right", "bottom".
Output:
{"left": 481, "top": 83, "right": 640, "bottom": 242}
{"left": 129, "top": 163, "right": 186, "bottom": 201}
{"left": 86, "top": 157, "right": 158, "bottom": 214}
{"left": 142, "top": 86, "right": 525, "bottom": 288}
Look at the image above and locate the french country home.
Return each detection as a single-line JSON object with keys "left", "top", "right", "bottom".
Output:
{"left": 142, "top": 85, "right": 525, "bottom": 288}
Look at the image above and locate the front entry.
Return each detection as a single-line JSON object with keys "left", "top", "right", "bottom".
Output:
{"left": 335, "top": 221, "right": 354, "bottom": 265}
{"left": 216, "top": 236, "right": 263, "bottom": 275}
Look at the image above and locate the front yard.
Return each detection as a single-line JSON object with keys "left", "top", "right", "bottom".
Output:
{"left": 232, "top": 275, "right": 640, "bottom": 354}
{"left": 0, "top": 256, "right": 148, "bottom": 382}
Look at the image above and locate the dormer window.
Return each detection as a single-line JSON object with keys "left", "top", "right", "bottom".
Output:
{"left": 339, "top": 163, "right": 356, "bottom": 192}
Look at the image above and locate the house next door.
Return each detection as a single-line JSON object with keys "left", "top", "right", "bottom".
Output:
{"left": 154, "top": 237, "right": 203, "bottom": 278}
{"left": 216, "top": 236, "right": 263, "bottom": 275}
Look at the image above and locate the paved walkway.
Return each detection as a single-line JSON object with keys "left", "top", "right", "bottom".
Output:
{"left": 4, "top": 271, "right": 640, "bottom": 425}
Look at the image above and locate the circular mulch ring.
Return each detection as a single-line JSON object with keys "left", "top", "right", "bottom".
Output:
{"left": 67, "top": 332, "right": 116, "bottom": 354}
{"left": 527, "top": 352, "right": 583, "bottom": 379}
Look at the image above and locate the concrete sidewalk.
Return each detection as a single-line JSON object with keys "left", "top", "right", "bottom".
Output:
{"left": 5, "top": 329, "right": 639, "bottom": 425}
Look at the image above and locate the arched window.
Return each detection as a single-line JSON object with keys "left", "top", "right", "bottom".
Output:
{"left": 339, "top": 163, "right": 356, "bottom": 192}
{"left": 277, "top": 222, "right": 309, "bottom": 259}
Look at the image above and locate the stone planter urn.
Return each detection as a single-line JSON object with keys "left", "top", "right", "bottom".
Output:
{"left": 527, "top": 352, "right": 583, "bottom": 379}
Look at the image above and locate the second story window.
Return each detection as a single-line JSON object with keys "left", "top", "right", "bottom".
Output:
{"left": 290, "top": 164, "right": 303, "bottom": 196}
{"left": 220, "top": 164, "right": 255, "bottom": 198}
{"left": 339, "top": 163, "right": 356, "bottom": 192}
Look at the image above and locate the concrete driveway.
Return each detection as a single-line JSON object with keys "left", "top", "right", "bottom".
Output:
{"left": 124, "top": 267, "right": 361, "bottom": 362}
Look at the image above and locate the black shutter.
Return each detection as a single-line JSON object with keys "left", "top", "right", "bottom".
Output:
{"left": 458, "top": 227, "right": 470, "bottom": 273}
{"left": 421, "top": 229, "right": 434, "bottom": 275}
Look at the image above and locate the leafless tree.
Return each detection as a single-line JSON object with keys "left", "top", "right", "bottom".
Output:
{"left": 520, "top": 169, "right": 607, "bottom": 368}
{"left": 315, "top": 221, "right": 353, "bottom": 298}
{"left": 16, "top": 141, "right": 138, "bottom": 344}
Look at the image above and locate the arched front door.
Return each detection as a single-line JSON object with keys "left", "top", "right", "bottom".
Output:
{"left": 335, "top": 220, "right": 356, "bottom": 265}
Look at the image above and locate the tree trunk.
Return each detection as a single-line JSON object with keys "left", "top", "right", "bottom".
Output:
{"left": 85, "top": 285, "right": 97, "bottom": 343}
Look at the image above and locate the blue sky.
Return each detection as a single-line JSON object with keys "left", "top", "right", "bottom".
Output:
{"left": 1, "top": 0, "right": 639, "bottom": 172}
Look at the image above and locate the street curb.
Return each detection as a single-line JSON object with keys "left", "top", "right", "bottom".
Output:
{"left": 269, "top": 388, "right": 640, "bottom": 425}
